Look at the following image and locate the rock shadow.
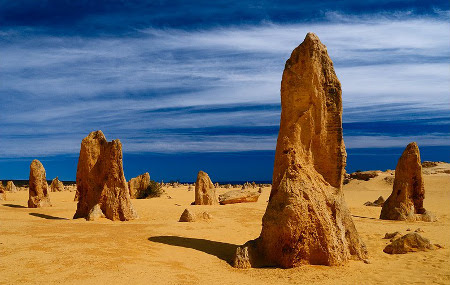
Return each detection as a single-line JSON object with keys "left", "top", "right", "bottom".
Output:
{"left": 2, "top": 204, "right": 27, "bottom": 208}
{"left": 149, "top": 236, "right": 238, "bottom": 264}
{"left": 29, "top": 213, "right": 69, "bottom": 220}
{"left": 352, "top": 214, "right": 378, "bottom": 220}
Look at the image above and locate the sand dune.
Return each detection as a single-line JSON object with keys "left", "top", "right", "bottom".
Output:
{"left": 1, "top": 164, "right": 449, "bottom": 284}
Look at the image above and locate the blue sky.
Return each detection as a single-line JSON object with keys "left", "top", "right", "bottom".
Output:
{"left": 0, "top": 1, "right": 449, "bottom": 182}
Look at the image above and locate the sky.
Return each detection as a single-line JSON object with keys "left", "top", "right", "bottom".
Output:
{"left": 0, "top": 0, "right": 449, "bottom": 182}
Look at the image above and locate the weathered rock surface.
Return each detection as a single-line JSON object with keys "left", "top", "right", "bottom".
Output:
{"left": 0, "top": 182, "right": 6, "bottom": 200}
{"left": 364, "top": 196, "right": 385, "bottom": 207}
{"left": 28, "top": 160, "right": 52, "bottom": 208}
{"left": 179, "top": 208, "right": 212, "bottom": 222}
{"left": 349, "top": 171, "right": 380, "bottom": 181}
{"left": 218, "top": 189, "right": 261, "bottom": 205}
{"left": 384, "top": 233, "right": 437, "bottom": 254}
{"left": 383, "top": 231, "right": 403, "bottom": 242}
{"left": 380, "top": 142, "right": 435, "bottom": 222}
{"left": 6, "top": 181, "right": 17, "bottom": 192}
{"left": 179, "top": 208, "right": 196, "bottom": 222}
{"left": 128, "top": 172, "right": 150, "bottom": 199}
{"left": 86, "top": 204, "right": 106, "bottom": 221}
{"left": 194, "top": 171, "right": 218, "bottom": 205}
{"left": 50, "top": 177, "right": 64, "bottom": 192}
{"left": 73, "top": 130, "right": 137, "bottom": 221}
{"left": 422, "top": 161, "right": 438, "bottom": 168}
{"left": 233, "top": 33, "right": 367, "bottom": 269}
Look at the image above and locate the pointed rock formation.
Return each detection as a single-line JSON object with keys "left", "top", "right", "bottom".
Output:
{"left": 380, "top": 142, "right": 435, "bottom": 221}
{"left": 128, "top": 172, "right": 150, "bottom": 199}
{"left": 73, "top": 131, "right": 137, "bottom": 221}
{"left": 50, "top": 177, "right": 64, "bottom": 192}
{"left": 28, "top": 160, "right": 52, "bottom": 208}
{"left": 6, "top": 181, "right": 17, "bottom": 193}
{"left": 233, "top": 33, "right": 367, "bottom": 269}
{"left": 194, "top": 171, "right": 218, "bottom": 205}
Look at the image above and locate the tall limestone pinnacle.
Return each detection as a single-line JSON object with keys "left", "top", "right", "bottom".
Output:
{"left": 73, "top": 130, "right": 137, "bottom": 221}
{"left": 233, "top": 33, "right": 367, "bottom": 268}
{"left": 380, "top": 142, "right": 435, "bottom": 222}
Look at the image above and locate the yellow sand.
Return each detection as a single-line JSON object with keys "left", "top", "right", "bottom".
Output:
{"left": 1, "top": 164, "right": 449, "bottom": 284}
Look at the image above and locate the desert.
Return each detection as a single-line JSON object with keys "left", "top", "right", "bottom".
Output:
{"left": 1, "top": 1, "right": 449, "bottom": 284}
{"left": 0, "top": 162, "right": 449, "bottom": 284}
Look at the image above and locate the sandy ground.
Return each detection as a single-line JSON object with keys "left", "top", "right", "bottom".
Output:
{"left": 1, "top": 164, "right": 449, "bottom": 285}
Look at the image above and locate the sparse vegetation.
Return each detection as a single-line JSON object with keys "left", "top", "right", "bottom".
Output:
{"left": 137, "top": 180, "right": 164, "bottom": 199}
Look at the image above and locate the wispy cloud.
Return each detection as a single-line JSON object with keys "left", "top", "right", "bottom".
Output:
{"left": 1, "top": 13, "right": 449, "bottom": 157}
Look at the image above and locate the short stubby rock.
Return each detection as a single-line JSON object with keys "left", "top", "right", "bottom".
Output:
{"left": 364, "top": 196, "right": 385, "bottom": 207}
{"left": 384, "top": 233, "right": 437, "bottom": 254}
{"left": 0, "top": 182, "right": 6, "bottom": 200}
{"left": 194, "top": 171, "right": 218, "bottom": 205}
{"left": 73, "top": 131, "right": 137, "bottom": 221}
{"left": 218, "top": 189, "right": 261, "bottom": 205}
{"left": 380, "top": 142, "right": 435, "bottom": 222}
{"left": 6, "top": 181, "right": 17, "bottom": 192}
{"left": 179, "top": 208, "right": 212, "bottom": 222}
{"left": 128, "top": 172, "right": 150, "bottom": 199}
{"left": 350, "top": 171, "right": 380, "bottom": 181}
{"left": 28, "top": 160, "right": 52, "bottom": 208}
{"left": 50, "top": 177, "right": 64, "bottom": 192}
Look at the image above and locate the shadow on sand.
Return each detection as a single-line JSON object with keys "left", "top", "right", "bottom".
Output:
{"left": 2, "top": 203, "right": 27, "bottom": 208}
{"left": 149, "top": 236, "right": 238, "bottom": 263}
{"left": 352, "top": 214, "right": 378, "bottom": 220}
{"left": 29, "top": 213, "right": 69, "bottom": 220}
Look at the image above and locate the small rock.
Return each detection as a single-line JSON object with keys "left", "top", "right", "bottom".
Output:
{"left": 87, "top": 204, "right": 105, "bottom": 221}
{"left": 384, "top": 233, "right": 437, "bottom": 254}
{"left": 179, "top": 208, "right": 196, "bottom": 222}
{"left": 406, "top": 228, "right": 411, "bottom": 231}
{"left": 363, "top": 259, "right": 371, "bottom": 264}
{"left": 415, "top": 228, "right": 424, "bottom": 233}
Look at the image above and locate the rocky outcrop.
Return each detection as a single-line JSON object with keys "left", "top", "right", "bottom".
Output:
{"left": 73, "top": 131, "right": 137, "bottom": 221}
{"left": 364, "top": 196, "right": 385, "bottom": 207}
{"left": 233, "top": 33, "right": 367, "bottom": 269}
{"left": 179, "top": 208, "right": 212, "bottom": 222}
{"left": 128, "top": 172, "right": 150, "bottom": 199}
{"left": 0, "top": 182, "right": 6, "bottom": 200}
{"left": 28, "top": 160, "right": 52, "bottom": 208}
{"left": 380, "top": 142, "right": 435, "bottom": 222}
{"left": 383, "top": 233, "right": 437, "bottom": 254}
{"left": 6, "top": 181, "right": 17, "bottom": 192}
{"left": 50, "top": 177, "right": 64, "bottom": 192}
{"left": 194, "top": 171, "right": 218, "bottom": 205}
{"left": 218, "top": 189, "right": 261, "bottom": 205}
{"left": 349, "top": 171, "right": 379, "bottom": 181}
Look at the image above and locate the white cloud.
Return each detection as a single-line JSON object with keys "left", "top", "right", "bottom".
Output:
{"left": 0, "top": 13, "right": 449, "bottom": 157}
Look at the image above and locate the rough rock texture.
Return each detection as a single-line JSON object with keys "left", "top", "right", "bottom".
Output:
{"left": 6, "top": 181, "right": 17, "bottom": 192}
{"left": 218, "top": 189, "right": 261, "bottom": 205}
{"left": 28, "top": 160, "right": 52, "bottom": 208}
{"left": 383, "top": 231, "right": 403, "bottom": 242}
{"left": 349, "top": 171, "right": 379, "bottom": 181}
{"left": 179, "top": 208, "right": 196, "bottom": 222}
{"left": 422, "top": 161, "right": 438, "bottom": 168}
{"left": 128, "top": 172, "right": 150, "bottom": 199}
{"left": 194, "top": 171, "right": 218, "bottom": 205}
{"left": 86, "top": 204, "right": 106, "bottom": 221}
{"left": 0, "top": 182, "right": 6, "bottom": 200}
{"left": 179, "top": 208, "right": 213, "bottom": 222}
{"left": 383, "top": 233, "right": 436, "bottom": 254}
{"left": 364, "top": 196, "right": 385, "bottom": 207}
{"left": 73, "top": 130, "right": 137, "bottom": 221}
{"left": 50, "top": 177, "right": 64, "bottom": 192}
{"left": 380, "top": 142, "right": 434, "bottom": 222}
{"left": 233, "top": 33, "right": 367, "bottom": 269}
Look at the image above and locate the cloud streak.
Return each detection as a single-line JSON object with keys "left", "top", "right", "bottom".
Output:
{"left": 1, "top": 13, "right": 449, "bottom": 158}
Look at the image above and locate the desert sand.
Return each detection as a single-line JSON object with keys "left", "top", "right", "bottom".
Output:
{"left": 1, "top": 163, "right": 449, "bottom": 284}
